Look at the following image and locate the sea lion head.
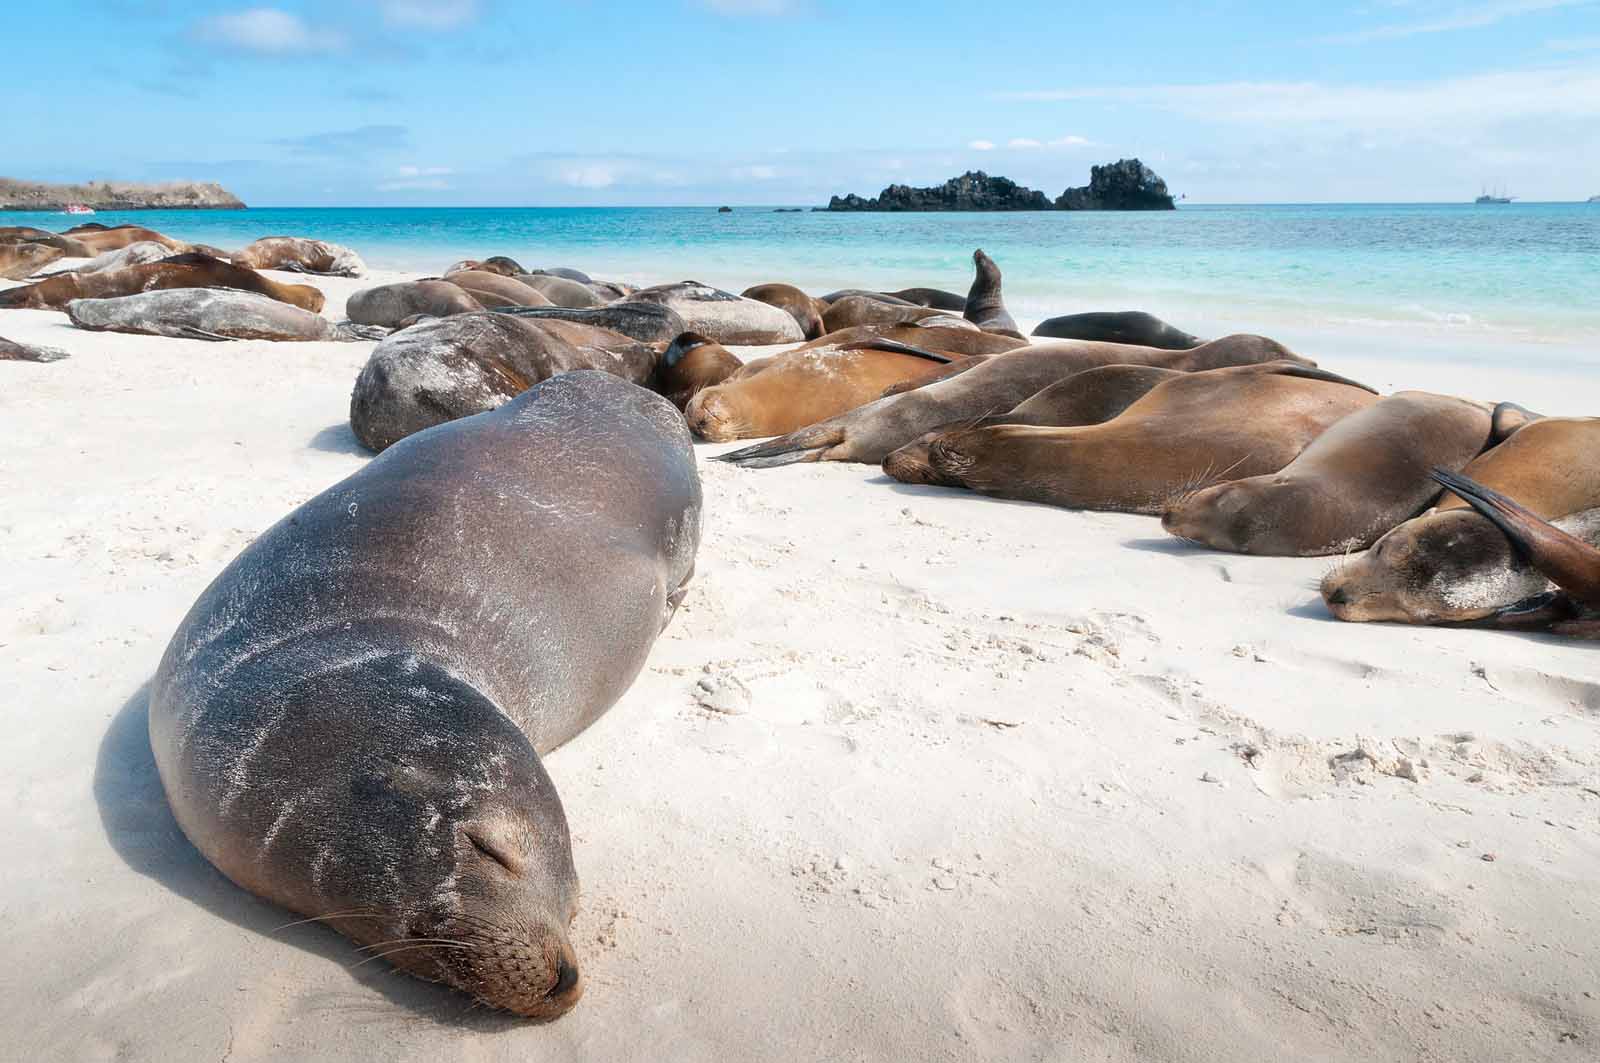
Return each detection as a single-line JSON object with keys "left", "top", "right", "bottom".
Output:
{"left": 1319, "top": 509, "right": 1539, "bottom": 624}
{"left": 1161, "top": 477, "right": 1319, "bottom": 554}
{"left": 252, "top": 656, "right": 584, "bottom": 1020}
{"left": 683, "top": 387, "right": 743, "bottom": 441}
{"left": 658, "top": 332, "right": 741, "bottom": 411}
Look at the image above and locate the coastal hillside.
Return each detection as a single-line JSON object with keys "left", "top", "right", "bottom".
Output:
{"left": 0, "top": 178, "right": 245, "bottom": 211}
{"left": 827, "top": 158, "right": 1176, "bottom": 212}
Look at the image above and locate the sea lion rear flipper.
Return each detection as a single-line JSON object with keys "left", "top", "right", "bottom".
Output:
{"left": 1490, "top": 401, "right": 1543, "bottom": 443}
{"left": 836, "top": 338, "right": 954, "bottom": 364}
{"left": 1430, "top": 468, "right": 1600, "bottom": 605}
{"left": 717, "top": 422, "right": 846, "bottom": 467}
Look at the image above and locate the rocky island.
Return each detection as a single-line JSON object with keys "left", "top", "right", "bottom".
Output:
{"left": 0, "top": 178, "right": 246, "bottom": 211}
{"left": 824, "top": 158, "right": 1175, "bottom": 212}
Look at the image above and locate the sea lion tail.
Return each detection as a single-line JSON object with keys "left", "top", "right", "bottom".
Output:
{"left": 716, "top": 423, "right": 845, "bottom": 467}
{"left": 1430, "top": 468, "right": 1600, "bottom": 605}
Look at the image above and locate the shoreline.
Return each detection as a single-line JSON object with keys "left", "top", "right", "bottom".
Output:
{"left": 2, "top": 263, "right": 1598, "bottom": 1060}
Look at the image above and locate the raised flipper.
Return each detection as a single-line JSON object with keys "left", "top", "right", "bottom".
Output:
{"left": 1248, "top": 362, "right": 1378, "bottom": 394}
{"left": 1430, "top": 468, "right": 1600, "bottom": 606}
{"left": 836, "top": 338, "right": 955, "bottom": 364}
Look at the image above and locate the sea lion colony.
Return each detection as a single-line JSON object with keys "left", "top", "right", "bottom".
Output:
{"left": 6, "top": 222, "right": 1595, "bottom": 1022}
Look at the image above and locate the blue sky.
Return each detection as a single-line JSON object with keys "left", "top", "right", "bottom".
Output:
{"left": 5, "top": 1, "right": 1598, "bottom": 204}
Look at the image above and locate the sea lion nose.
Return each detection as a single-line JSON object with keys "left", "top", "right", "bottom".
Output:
{"left": 548, "top": 957, "right": 580, "bottom": 998}
{"left": 1325, "top": 586, "right": 1349, "bottom": 606}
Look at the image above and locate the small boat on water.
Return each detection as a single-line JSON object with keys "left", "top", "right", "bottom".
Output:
{"left": 1588, "top": 195, "right": 1600, "bottom": 204}
{"left": 63, "top": 203, "right": 95, "bottom": 215}
{"left": 1474, "top": 184, "right": 1515, "bottom": 204}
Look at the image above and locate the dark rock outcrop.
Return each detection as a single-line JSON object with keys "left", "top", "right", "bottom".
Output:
{"left": 825, "top": 159, "right": 1175, "bottom": 212}
{"left": 1055, "top": 159, "right": 1174, "bottom": 211}
{"left": 0, "top": 178, "right": 246, "bottom": 211}
{"left": 828, "top": 171, "right": 1053, "bottom": 212}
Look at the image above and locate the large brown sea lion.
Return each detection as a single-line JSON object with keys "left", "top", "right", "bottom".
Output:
{"left": 624, "top": 282, "right": 805, "bottom": 345}
{"left": 442, "top": 270, "right": 553, "bottom": 309}
{"left": 884, "top": 365, "right": 1183, "bottom": 486}
{"left": 1321, "top": 417, "right": 1600, "bottom": 626}
{"left": 1032, "top": 311, "right": 1203, "bottom": 349}
{"left": 67, "top": 290, "right": 384, "bottom": 342}
{"left": 349, "top": 311, "right": 661, "bottom": 451}
{"left": 0, "top": 241, "right": 64, "bottom": 280}
{"left": 916, "top": 363, "right": 1377, "bottom": 513}
{"left": 1161, "top": 392, "right": 1494, "bottom": 556}
{"left": 684, "top": 339, "right": 962, "bottom": 442}
{"left": 149, "top": 370, "right": 701, "bottom": 1021}
{"left": 742, "top": 283, "right": 826, "bottom": 339}
{"left": 963, "top": 249, "right": 1023, "bottom": 338}
{"left": 0, "top": 253, "right": 325, "bottom": 313}
{"left": 718, "top": 333, "right": 1312, "bottom": 468}
{"left": 231, "top": 237, "right": 365, "bottom": 277}
{"left": 64, "top": 224, "right": 187, "bottom": 254}
{"left": 347, "top": 279, "right": 483, "bottom": 328}
{"left": 1427, "top": 470, "right": 1600, "bottom": 638}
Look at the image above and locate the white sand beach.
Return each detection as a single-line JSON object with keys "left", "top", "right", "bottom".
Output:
{"left": 2, "top": 268, "right": 1597, "bottom": 1062}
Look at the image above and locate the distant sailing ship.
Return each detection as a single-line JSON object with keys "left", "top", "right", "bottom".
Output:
{"left": 1474, "top": 183, "right": 1515, "bottom": 204}
{"left": 1589, "top": 195, "right": 1600, "bottom": 204}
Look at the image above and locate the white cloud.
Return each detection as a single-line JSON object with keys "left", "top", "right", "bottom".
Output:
{"left": 559, "top": 164, "right": 621, "bottom": 189}
{"left": 991, "top": 66, "right": 1600, "bottom": 134}
{"left": 397, "top": 165, "right": 454, "bottom": 177}
{"left": 1050, "top": 135, "right": 1091, "bottom": 147}
{"left": 379, "top": 0, "right": 481, "bottom": 28}
{"left": 377, "top": 178, "right": 451, "bottom": 191}
{"left": 192, "top": 8, "right": 346, "bottom": 55}
{"left": 1319, "top": 0, "right": 1592, "bottom": 44}
{"left": 968, "top": 139, "right": 996, "bottom": 151}
{"left": 1007, "top": 138, "right": 1042, "bottom": 149}
{"left": 731, "top": 165, "right": 779, "bottom": 180}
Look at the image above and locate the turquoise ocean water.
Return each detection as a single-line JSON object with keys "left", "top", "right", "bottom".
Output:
{"left": 8, "top": 203, "right": 1597, "bottom": 350}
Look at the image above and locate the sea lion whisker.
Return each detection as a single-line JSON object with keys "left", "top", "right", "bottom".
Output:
{"left": 351, "top": 943, "right": 479, "bottom": 969}
{"left": 272, "top": 908, "right": 385, "bottom": 931}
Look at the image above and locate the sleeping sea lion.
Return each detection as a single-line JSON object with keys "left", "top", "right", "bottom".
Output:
{"left": 1161, "top": 392, "right": 1494, "bottom": 555}
{"left": 149, "top": 370, "right": 701, "bottom": 1020}
{"left": 0, "top": 253, "right": 325, "bottom": 313}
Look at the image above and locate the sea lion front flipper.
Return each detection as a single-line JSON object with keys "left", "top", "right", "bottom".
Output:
{"left": 836, "top": 338, "right": 955, "bottom": 364}
{"left": 1253, "top": 362, "right": 1379, "bottom": 395}
{"left": 1430, "top": 468, "right": 1600, "bottom": 605}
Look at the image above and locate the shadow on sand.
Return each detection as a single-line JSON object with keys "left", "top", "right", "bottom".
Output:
{"left": 307, "top": 422, "right": 367, "bottom": 457}
{"left": 93, "top": 681, "right": 524, "bottom": 1032}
